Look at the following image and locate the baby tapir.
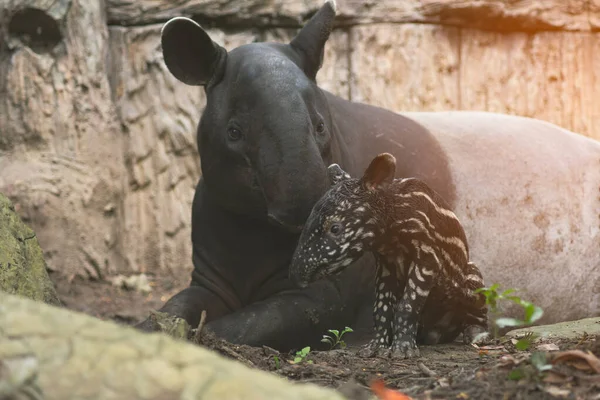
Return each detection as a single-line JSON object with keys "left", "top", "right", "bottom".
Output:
{"left": 289, "top": 153, "right": 489, "bottom": 359}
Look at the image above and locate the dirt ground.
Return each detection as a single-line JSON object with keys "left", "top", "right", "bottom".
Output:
{"left": 50, "top": 271, "right": 600, "bottom": 400}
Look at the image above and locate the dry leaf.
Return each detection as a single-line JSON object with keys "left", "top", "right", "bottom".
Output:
{"left": 436, "top": 378, "right": 450, "bottom": 388}
{"left": 541, "top": 385, "right": 571, "bottom": 398}
{"left": 537, "top": 343, "right": 560, "bottom": 352}
{"left": 542, "top": 371, "right": 569, "bottom": 384}
{"left": 456, "top": 392, "right": 469, "bottom": 399}
{"left": 370, "top": 379, "right": 414, "bottom": 400}
{"left": 552, "top": 350, "right": 600, "bottom": 374}
{"left": 479, "top": 345, "right": 505, "bottom": 350}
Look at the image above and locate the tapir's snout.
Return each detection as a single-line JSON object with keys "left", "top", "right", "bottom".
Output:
{"left": 289, "top": 250, "right": 312, "bottom": 289}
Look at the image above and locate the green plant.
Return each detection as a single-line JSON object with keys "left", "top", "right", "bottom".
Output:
{"left": 508, "top": 351, "right": 552, "bottom": 382}
{"left": 475, "top": 284, "right": 544, "bottom": 341}
{"left": 292, "top": 346, "right": 313, "bottom": 364}
{"left": 273, "top": 355, "right": 281, "bottom": 369}
{"left": 321, "top": 326, "right": 354, "bottom": 350}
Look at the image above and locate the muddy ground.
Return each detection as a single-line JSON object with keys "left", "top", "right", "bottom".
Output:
{"left": 50, "top": 271, "right": 600, "bottom": 400}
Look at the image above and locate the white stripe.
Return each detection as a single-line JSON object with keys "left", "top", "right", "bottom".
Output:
{"left": 415, "top": 210, "right": 468, "bottom": 257}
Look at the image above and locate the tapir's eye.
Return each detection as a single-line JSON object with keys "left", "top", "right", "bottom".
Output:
{"left": 316, "top": 122, "right": 325, "bottom": 134}
{"left": 329, "top": 222, "right": 343, "bottom": 236}
{"left": 227, "top": 127, "right": 243, "bottom": 141}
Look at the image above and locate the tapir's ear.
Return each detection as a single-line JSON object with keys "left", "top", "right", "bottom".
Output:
{"left": 327, "top": 163, "right": 350, "bottom": 186}
{"left": 361, "top": 153, "right": 396, "bottom": 191}
{"left": 161, "top": 17, "right": 227, "bottom": 86}
{"left": 289, "top": 0, "right": 337, "bottom": 81}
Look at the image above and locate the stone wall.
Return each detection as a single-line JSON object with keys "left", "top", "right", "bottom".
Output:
{"left": 0, "top": 0, "right": 598, "bottom": 279}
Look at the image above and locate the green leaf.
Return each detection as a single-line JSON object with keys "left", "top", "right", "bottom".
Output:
{"left": 508, "top": 368, "right": 526, "bottom": 381}
{"left": 328, "top": 329, "right": 340, "bottom": 337}
{"left": 343, "top": 327, "right": 354, "bottom": 333}
{"left": 501, "top": 288, "right": 517, "bottom": 296}
{"left": 294, "top": 357, "right": 302, "bottom": 363}
{"left": 515, "top": 338, "right": 531, "bottom": 351}
{"left": 530, "top": 352, "right": 552, "bottom": 372}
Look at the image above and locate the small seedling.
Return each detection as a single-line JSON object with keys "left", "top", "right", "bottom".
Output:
{"left": 273, "top": 355, "right": 281, "bottom": 369}
{"left": 507, "top": 351, "right": 552, "bottom": 382}
{"left": 321, "top": 326, "right": 354, "bottom": 350}
{"left": 514, "top": 332, "right": 538, "bottom": 351}
{"left": 475, "top": 284, "right": 543, "bottom": 340}
{"left": 292, "top": 346, "right": 313, "bottom": 364}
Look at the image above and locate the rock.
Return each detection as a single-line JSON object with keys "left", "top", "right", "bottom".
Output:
{"left": 0, "top": 291, "right": 348, "bottom": 400}
{"left": 506, "top": 317, "right": 600, "bottom": 340}
{"left": 0, "top": 193, "right": 60, "bottom": 306}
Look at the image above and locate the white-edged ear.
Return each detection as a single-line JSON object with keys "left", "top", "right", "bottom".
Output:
{"left": 327, "top": 163, "right": 350, "bottom": 185}
{"left": 161, "top": 17, "right": 227, "bottom": 86}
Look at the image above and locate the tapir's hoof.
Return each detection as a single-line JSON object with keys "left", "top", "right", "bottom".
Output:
{"left": 391, "top": 337, "right": 420, "bottom": 359}
{"left": 357, "top": 340, "right": 389, "bottom": 358}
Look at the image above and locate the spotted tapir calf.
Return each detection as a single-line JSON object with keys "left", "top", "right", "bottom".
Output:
{"left": 289, "top": 153, "right": 488, "bottom": 358}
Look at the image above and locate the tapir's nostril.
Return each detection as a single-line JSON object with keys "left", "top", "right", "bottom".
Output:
{"left": 267, "top": 213, "right": 304, "bottom": 233}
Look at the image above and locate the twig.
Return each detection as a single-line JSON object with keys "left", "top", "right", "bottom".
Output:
{"left": 220, "top": 346, "right": 255, "bottom": 367}
{"left": 417, "top": 362, "right": 437, "bottom": 377}
{"left": 194, "top": 310, "right": 207, "bottom": 344}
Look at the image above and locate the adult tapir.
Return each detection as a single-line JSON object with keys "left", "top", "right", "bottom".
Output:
{"left": 136, "top": 0, "right": 600, "bottom": 350}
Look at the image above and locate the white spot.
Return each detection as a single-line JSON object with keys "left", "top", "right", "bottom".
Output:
{"left": 356, "top": 206, "right": 365, "bottom": 213}
{"left": 378, "top": 282, "right": 385, "bottom": 290}
{"left": 377, "top": 301, "right": 383, "bottom": 308}
{"left": 381, "top": 267, "right": 390, "bottom": 277}
{"left": 383, "top": 305, "right": 388, "bottom": 312}
{"left": 381, "top": 316, "right": 386, "bottom": 323}
{"left": 340, "top": 243, "right": 349, "bottom": 253}
{"left": 416, "top": 286, "right": 429, "bottom": 297}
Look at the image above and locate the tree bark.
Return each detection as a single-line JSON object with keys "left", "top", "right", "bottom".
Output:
{"left": 0, "top": 0, "right": 127, "bottom": 279}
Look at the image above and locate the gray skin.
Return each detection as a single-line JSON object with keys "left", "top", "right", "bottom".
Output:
{"left": 289, "top": 154, "right": 488, "bottom": 358}
{"left": 135, "top": 0, "right": 600, "bottom": 351}
{"left": 135, "top": 1, "right": 454, "bottom": 350}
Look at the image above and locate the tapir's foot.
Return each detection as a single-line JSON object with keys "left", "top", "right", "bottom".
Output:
{"left": 462, "top": 324, "right": 489, "bottom": 345}
{"left": 391, "top": 336, "right": 420, "bottom": 359}
{"left": 357, "top": 339, "right": 391, "bottom": 358}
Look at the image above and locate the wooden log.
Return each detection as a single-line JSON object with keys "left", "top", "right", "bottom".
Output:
{"left": 106, "top": 0, "right": 594, "bottom": 32}
{"left": 0, "top": 292, "right": 347, "bottom": 400}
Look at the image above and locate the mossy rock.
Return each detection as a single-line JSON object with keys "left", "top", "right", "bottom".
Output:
{"left": 0, "top": 193, "right": 61, "bottom": 306}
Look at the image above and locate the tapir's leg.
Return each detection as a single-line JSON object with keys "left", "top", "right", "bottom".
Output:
{"left": 203, "top": 254, "right": 375, "bottom": 351}
{"left": 391, "top": 256, "right": 439, "bottom": 359}
{"left": 358, "top": 257, "right": 401, "bottom": 358}
{"left": 135, "top": 285, "right": 232, "bottom": 332}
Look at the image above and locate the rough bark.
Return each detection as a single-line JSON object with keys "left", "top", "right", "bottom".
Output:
{"left": 0, "top": 0, "right": 127, "bottom": 279}
{"left": 458, "top": 30, "right": 598, "bottom": 139}
{"left": 348, "top": 23, "right": 599, "bottom": 141}
{"left": 0, "top": 194, "right": 60, "bottom": 306}
{"left": 106, "top": 0, "right": 594, "bottom": 32}
{"left": 0, "top": 292, "right": 347, "bottom": 400}
{"left": 349, "top": 24, "right": 460, "bottom": 112}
